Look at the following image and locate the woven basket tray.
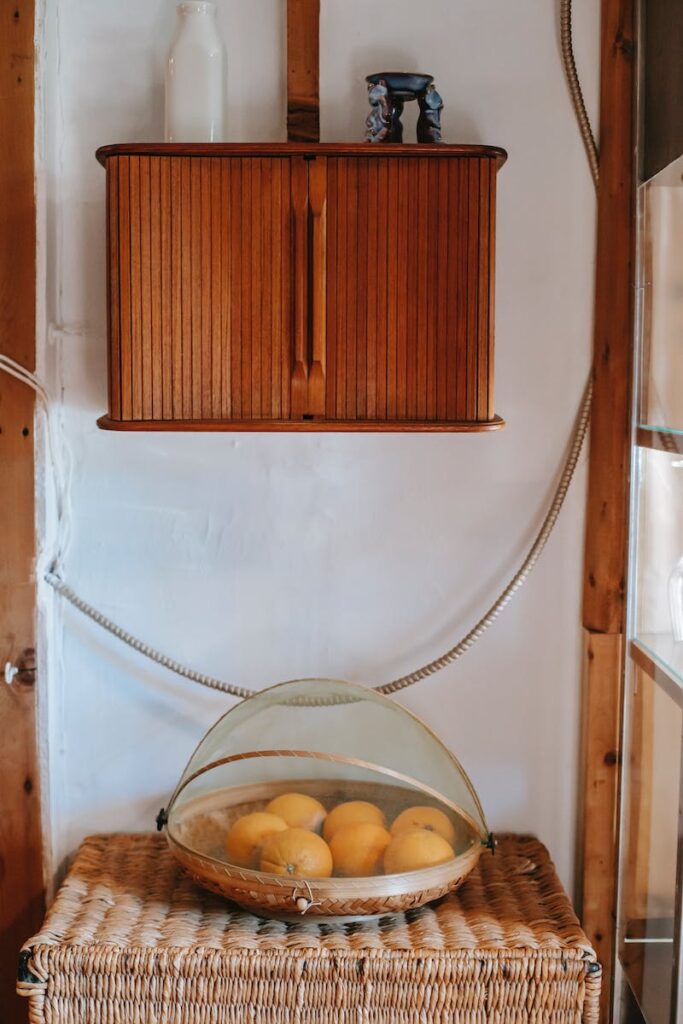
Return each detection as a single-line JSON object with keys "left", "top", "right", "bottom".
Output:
{"left": 18, "top": 832, "right": 600, "bottom": 1024}
{"left": 168, "top": 777, "right": 484, "bottom": 918}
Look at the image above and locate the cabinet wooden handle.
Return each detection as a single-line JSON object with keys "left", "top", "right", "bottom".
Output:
{"left": 291, "top": 159, "right": 309, "bottom": 417}
{"left": 308, "top": 161, "right": 327, "bottom": 416}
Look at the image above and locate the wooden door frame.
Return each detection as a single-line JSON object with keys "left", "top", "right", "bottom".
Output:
{"left": 578, "top": 1, "right": 636, "bottom": 1021}
{"left": 0, "top": 1, "right": 45, "bottom": 1021}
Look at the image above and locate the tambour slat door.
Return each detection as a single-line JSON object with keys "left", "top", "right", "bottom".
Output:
{"left": 323, "top": 155, "right": 499, "bottom": 426}
{"left": 103, "top": 154, "right": 295, "bottom": 425}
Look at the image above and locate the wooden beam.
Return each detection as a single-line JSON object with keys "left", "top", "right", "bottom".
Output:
{"left": 582, "top": 0, "right": 636, "bottom": 635}
{"left": 579, "top": 1, "right": 636, "bottom": 1019}
{"left": 0, "top": 1, "right": 44, "bottom": 1020}
{"left": 578, "top": 630, "right": 624, "bottom": 1024}
{"left": 287, "top": 0, "right": 320, "bottom": 142}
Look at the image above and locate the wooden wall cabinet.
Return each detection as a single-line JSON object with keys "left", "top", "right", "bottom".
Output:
{"left": 96, "top": 143, "right": 506, "bottom": 431}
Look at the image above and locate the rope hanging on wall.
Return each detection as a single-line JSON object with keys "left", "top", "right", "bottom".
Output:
{"left": 2, "top": 0, "right": 597, "bottom": 701}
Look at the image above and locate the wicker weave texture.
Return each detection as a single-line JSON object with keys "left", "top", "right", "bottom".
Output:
{"left": 18, "top": 833, "right": 600, "bottom": 1023}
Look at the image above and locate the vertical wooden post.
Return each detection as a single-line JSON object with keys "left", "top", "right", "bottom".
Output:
{"left": 0, "top": 1, "right": 44, "bottom": 1020}
{"left": 287, "top": 0, "right": 320, "bottom": 142}
{"left": 579, "top": 0, "right": 636, "bottom": 1019}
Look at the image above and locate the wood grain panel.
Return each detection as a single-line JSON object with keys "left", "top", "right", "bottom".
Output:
{"left": 249, "top": 158, "right": 261, "bottom": 418}
{"left": 129, "top": 157, "right": 143, "bottom": 420}
{"left": 290, "top": 156, "right": 308, "bottom": 419}
{"left": 260, "top": 160, "right": 272, "bottom": 419}
{"left": 396, "top": 159, "right": 409, "bottom": 420}
{"left": 436, "top": 159, "right": 449, "bottom": 421}
{"left": 0, "top": 3, "right": 45, "bottom": 1019}
{"left": 486, "top": 157, "right": 497, "bottom": 421}
{"left": 375, "top": 159, "right": 389, "bottom": 420}
{"left": 578, "top": 629, "right": 624, "bottom": 1024}
{"left": 308, "top": 158, "right": 327, "bottom": 416}
{"left": 415, "top": 158, "right": 428, "bottom": 421}
{"left": 428, "top": 158, "right": 438, "bottom": 419}
{"left": 477, "top": 159, "right": 491, "bottom": 422}
{"left": 190, "top": 156, "right": 202, "bottom": 418}
{"left": 118, "top": 157, "right": 132, "bottom": 419}
{"left": 335, "top": 157, "right": 348, "bottom": 419}
{"left": 345, "top": 158, "right": 358, "bottom": 420}
{"left": 229, "top": 159, "right": 242, "bottom": 419}
{"left": 101, "top": 147, "right": 503, "bottom": 430}
{"left": 170, "top": 157, "right": 183, "bottom": 419}
{"left": 108, "top": 155, "right": 294, "bottom": 422}
{"left": 210, "top": 159, "right": 222, "bottom": 419}
{"left": 355, "top": 158, "right": 368, "bottom": 420}
{"left": 271, "top": 159, "right": 283, "bottom": 419}
{"left": 150, "top": 159, "right": 162, "bottom": 420}
{"left": 139, "top": 157, "right": 152, "bottom": 419}
{"left": 453, "top": 160, "right": 467, "bottom": 420}
{"left": 325, "top": 157, "right": 338, "bottom": 420}
{"left": 365, "top": 159, "right": 378, "bottom": 420}
{"left": 323, "top": 155, "right": 498, "bottom": 425}
{"left": 160, "top": 158, "right": 172, "bottom": 418}
{"left": 106, "top": 157, "right": 121, "bottom": 419}
{"left": 200, "top": 158, "right": 212, "bottom": 418}
{"left": 180, "top": 157, "right": 192, "bottom": 418}
{"left": 220, "top": 160, "right": 231, "bottom": 419}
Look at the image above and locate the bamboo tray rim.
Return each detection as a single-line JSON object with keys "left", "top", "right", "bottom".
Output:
{"left": 167, "top": 781, "right": 485, "bottom": 895}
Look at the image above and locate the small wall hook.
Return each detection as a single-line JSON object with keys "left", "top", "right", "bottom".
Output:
{"left": 4, "top": 649, "right": 36, "bottom": 687}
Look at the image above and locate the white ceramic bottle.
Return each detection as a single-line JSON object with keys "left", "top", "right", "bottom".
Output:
{"left": 165, "top": 2, "right": 226, "bottom": 143}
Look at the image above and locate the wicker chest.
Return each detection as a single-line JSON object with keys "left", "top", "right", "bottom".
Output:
{"left": 18, "top": 833, "right": 600, "bottom": 1024}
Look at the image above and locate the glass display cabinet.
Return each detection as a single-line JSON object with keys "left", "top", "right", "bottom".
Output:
{"left": 615, "top": 151, "right": 683, "bottom": 1024}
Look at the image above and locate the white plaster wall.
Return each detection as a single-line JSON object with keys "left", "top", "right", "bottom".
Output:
{"left": 38, "top": 0, "right": 598, "bottom": 890}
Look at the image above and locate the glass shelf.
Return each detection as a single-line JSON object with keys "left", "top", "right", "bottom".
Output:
{"left": 638, "top": 154, "right": 683, "bottom": 436}
{"left": 631, "top": 637, "right": 683, "bottom": 706}
{"left": 634, "top": 449, "right": 683, "bottom": 657}
{"left": 637, "top": 427, "right": 683, "bottom": 456}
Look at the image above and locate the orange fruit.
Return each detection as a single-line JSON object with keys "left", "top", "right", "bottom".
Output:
{"left": 390, "top": 806, "right": 456, "bottom": 847}
{"left": 384, "top": 828, "right": 455, "bottom": 874}
{"left": 329, "top": 822, "right": 392, "bottom": 877}
{"left": 224, "top": 812, "right": 287, "bottom": 869}
{"left": 323, "top": 800, "right": 386, "bottom": 842}
{"left": 265, "top": 792, "right": 327, "bottom": 832}
{"left": 260, "top": 827, "right": 333, "bottom": 878}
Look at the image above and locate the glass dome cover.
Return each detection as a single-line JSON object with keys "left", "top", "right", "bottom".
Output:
{"left": 163, "top": 678, "right": 491, "bottom": 919}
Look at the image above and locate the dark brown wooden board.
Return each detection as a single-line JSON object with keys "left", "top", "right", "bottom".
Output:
{"left": 287, "top": 0, "right": 320, "bottom": 143}
{"left": 0, "top": 2, "right": 45, "bottom": 1020}
{"left": 642, "top": 0, "right": 683, "bottom": 181}
{"left": 96, "top": 142, "right": 507, "bottom": 164}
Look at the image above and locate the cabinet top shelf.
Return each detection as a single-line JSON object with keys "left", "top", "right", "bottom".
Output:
{"left": 96, "top": 141, "right": 508, "bottom": 168}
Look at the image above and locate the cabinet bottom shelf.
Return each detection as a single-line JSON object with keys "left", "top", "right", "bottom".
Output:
{"left": 97, "top": 415, "right": 506, "bottom": 433}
